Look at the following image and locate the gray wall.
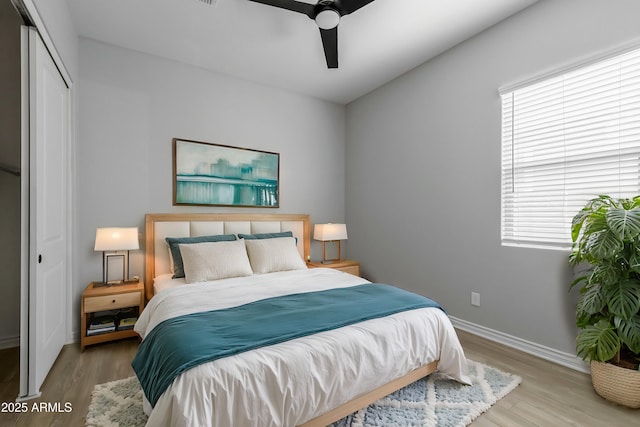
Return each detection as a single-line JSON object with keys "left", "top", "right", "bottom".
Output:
{"left": 0, "top": 0, "right": 23, "bottom": 346}
{"left": 75, "top": 38, "right": 347, "bottom": 334}
{"left": 345, "top": 0, "right": 640, "bottom": 356}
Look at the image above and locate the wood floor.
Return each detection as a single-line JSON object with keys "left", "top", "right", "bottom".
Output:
{"left": 0, "top": 330, "right": 637, "bottom": 426}
{"left": 0, "top": 338, "right": 138, "bottom": 427}
{"left": 457, "top": 330, "right": 638, "bottom": 426}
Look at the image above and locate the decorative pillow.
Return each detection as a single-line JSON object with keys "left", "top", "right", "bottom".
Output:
{"left": 238, "top": 231, "right": 294, "bottom": 240}
{"left": 179, "top": 240, "right": 253, "bottom": 284}
{"left": 244, "top": 237, "right": 307, "bottom": 274}
{"left": 166, "top": 234, "right": 236, "bottom": 279}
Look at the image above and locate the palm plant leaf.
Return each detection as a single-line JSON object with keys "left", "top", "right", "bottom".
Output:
{"left": 629, "top": 248, "right": 640, "bottom": 273}
{"left": 576, "top": 319, "right": 620, "bottom": 361}
{"left": 606, "top": 207, "right": 640, "bottom": 241}
{"left": 577, "top": 283, "right": 606, "bottom": 316}
{"left": 590, "top": 263, "right": 620, "bottom": 286}
{"left": 571, "top": 208, "right": 591, "bottom": 242}
{"left": 585, "top": 229, "right": 622, "bottom": 260}
{"left": 615, "top": 315, "right": 640, "bottom": 354}
{"left": 607, "top": 278, "right": 640, "bottom": 319}
{"left": 583, "top": 213, "right": 609, "bottom": 236}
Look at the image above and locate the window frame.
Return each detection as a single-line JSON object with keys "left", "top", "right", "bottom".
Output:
{"left": 500, "top": 44, "right": 640, "bottom": 249}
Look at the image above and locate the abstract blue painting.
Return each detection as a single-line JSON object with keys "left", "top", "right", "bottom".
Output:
{"left": 173, "top": 139, "right": 279, "bottom": 207}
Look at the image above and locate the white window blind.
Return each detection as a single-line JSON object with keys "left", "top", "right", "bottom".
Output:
{"left": 501, "top": 47, "right": 640, "bottom": 248}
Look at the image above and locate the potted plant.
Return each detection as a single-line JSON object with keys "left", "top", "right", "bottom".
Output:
{"left": 570, "top": 195, "right": 640, "bottom": 408}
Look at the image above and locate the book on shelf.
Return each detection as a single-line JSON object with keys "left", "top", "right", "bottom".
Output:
{"left": 86, "top": 309, "right": 139, "bottom": 335}
{"left": 88, "top": 310, "right": 119, "bottom": 333}
{"left": 117, "top": 317, "right": 138, "bottom": 330}
{"left": 89, "top": 317, "right": 115, "bottom": 330}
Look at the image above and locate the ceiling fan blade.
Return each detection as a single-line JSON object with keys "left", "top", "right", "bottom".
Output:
{"left": 319, "top": 27, "right": 338, "bottom": 68}
{"left": 340, "top": 0, "right": 375, "bottom": 15}
{"left": 247, "top": 0, "right": 315, "bottom": 17}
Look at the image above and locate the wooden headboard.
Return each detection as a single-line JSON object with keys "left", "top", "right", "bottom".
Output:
{"left": 144, "top": 213, "right": 311, "bottom": 301}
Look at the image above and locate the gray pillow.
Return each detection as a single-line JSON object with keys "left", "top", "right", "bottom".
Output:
{"left": 237, "top": 231, "right": 294, "bottom": 240}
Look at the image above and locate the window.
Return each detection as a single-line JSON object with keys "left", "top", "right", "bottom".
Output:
{"left": 501, "top": 47, "right": 640, "bottom": 248}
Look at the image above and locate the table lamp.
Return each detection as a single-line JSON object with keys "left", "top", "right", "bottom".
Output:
{"left": 94, "top": 227, "right": 139, "bottom": 286}
{"left": 313, "top": 223, "right": 348, "bottom": 264}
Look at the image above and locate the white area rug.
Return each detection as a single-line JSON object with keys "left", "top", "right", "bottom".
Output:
{"left": 86, "top": 359, "right": 521, "bottom": 427}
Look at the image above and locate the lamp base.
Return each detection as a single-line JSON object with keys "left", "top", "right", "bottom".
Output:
{"left": 91, "top": 281, "right": 114, "bottom": 288}
{"left": 321, "top": 240, "right": 342, "bottom": 264}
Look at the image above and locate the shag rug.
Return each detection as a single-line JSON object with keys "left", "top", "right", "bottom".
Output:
{"left": 86, "top": 360, "right": 520, "bottom": 427}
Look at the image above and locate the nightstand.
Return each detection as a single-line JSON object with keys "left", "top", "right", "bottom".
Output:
{"left": 80, "top": 280, "right": 144, "bottom": 351}
{"left": 307, "top": 259, "right": 360, "bottom": 277}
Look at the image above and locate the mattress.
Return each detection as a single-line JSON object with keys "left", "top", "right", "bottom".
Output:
{"left": 135, "top": 268, "right": 470, "bottom": 427}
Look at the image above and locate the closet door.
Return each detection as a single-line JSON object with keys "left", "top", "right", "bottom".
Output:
{"left": 19, "top": 26, "right": 69, "bottom": 399}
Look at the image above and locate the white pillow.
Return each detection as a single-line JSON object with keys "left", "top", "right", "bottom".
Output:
{"left": 244, "top": 237, "right": 307, "bottom": 274}
{"left": 179, "top": 239, "right": 253, "bottom": 284}
{"left": 167, "top": 244, "right": 175, "bottom": 274}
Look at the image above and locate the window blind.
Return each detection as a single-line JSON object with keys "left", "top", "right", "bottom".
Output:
{"left": 501, "top": 47, "right": 640, "bottom": 248}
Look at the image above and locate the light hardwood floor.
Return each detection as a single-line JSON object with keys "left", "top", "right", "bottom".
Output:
{"left": 0, "top": 330, "right": 637, "bottom": 426}
{"left": 0, "top": 338, "right": 138, "bottom": 427}
{"left": 457, "top": 330, "right": 638, "bottom": 426}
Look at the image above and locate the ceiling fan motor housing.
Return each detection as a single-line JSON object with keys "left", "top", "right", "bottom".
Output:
{"left": 315, "top": 9, "right": 340, "bottom": 29}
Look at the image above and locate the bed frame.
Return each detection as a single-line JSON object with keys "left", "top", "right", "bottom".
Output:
{"left": 143, "top": 212, "right": 438, "bottom": 427}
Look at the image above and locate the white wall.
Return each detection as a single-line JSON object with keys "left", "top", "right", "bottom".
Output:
{"left": 345, "top": 0, "right": 640, "bottom": 357}
{"left": 75, "top": 38, "right": 346, "bottom": 334}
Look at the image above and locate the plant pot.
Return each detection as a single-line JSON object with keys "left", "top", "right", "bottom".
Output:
{"left": 591, "top": 360, "right": 640, "bottom": 408}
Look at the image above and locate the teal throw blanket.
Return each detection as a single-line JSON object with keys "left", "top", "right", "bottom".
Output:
{"left": 132, "top": 283, "right": 443, "bottom": 407}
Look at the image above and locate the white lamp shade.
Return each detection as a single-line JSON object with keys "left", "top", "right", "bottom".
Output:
{"left": 313, "top": 223, "right": 348, "bottom": 241}
{"left": 94, "top": 227, "right": 139, "bottom": 251}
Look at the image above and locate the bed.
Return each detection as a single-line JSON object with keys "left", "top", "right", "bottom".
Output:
{"left": 133, "top": 213, "right": 470, "bottom": 427}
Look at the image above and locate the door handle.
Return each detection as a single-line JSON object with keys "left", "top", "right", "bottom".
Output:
{"left": 38, "top": 254, "right": 42, "bottom": 263}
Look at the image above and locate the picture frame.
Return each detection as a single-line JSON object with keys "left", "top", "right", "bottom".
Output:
{"left": 173, "top": 138, "right": 280, "bottom": 207}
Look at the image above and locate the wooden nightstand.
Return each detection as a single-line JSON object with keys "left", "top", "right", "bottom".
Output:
{"left": 307, "top": 259, "right": 361, "bottom": 277}
{"left": 80, "top": 280, "right": 144, "bottom": 351}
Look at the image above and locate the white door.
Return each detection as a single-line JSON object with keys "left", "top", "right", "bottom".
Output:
{"left": 19, "top": 26, "right": 69, "bottom": 399}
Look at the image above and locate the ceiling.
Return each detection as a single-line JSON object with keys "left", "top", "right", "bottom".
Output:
{"left": 65, "top": 0, "right": 537, "bottom": 104}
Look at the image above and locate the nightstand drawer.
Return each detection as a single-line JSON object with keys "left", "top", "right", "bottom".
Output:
{"left": 307, "top": 260, "right": 360, "bottom": 277}
{"left": 336, "top": 265, "right": 360, "bottom": 276}
{"left": 84, "top": 292, "right": 140, "bottom": 313}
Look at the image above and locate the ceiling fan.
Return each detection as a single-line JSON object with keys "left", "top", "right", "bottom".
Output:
{"left": 247, "top": 0, "right": 376, "bottom": 68}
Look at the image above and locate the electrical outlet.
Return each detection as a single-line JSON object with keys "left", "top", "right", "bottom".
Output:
{"left": 471, "top": 292, "right": 480, "bottom": 307}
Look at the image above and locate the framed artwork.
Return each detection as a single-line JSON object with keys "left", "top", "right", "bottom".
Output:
{"left": 173, "top": 138, "right": 280, "bottom": 207}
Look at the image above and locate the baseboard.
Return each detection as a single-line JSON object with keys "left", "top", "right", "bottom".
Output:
{"left": 16, "top": 391, "right": 41, "bottom": 402}
{"left": 0, "top": 335, "right": 20, "bottom": 350}
{"left": 450, "top": 316, "right": 590, "bottom": 374}
{"left": 0, "top": 333, "right": 78, "bottom": 350}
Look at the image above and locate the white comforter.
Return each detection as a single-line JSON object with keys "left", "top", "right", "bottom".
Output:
{"left": 135, "top": 268, "right": 470, "bottom": 427}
